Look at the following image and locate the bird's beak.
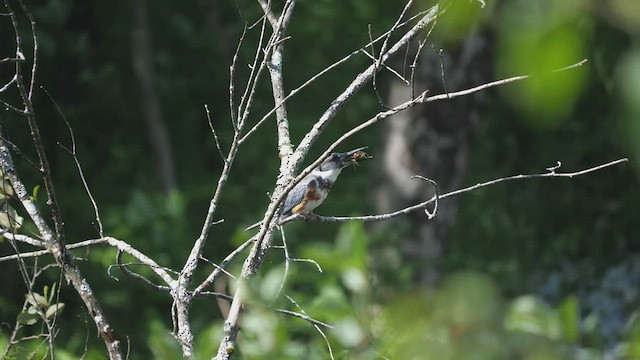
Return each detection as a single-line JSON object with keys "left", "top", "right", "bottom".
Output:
{"left": 345, "top": 146, "right": 368, "bottom": 156}
{"left": 337, "top": 147, "right": 372, "bottom": 167}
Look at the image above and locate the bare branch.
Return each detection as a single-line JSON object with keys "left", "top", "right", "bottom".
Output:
{"left": 0, "top": 230, "right": 44, "bottom": 248}
{"left": 284, "top": 58, "right": 590, "bottom": 199}
{"left": 265, "top": 0, "right": 296, "bottom": 161}
{"left": 0, "top": 74, "right": 17, "bottom": 92}
{"left": 423, "top": 59, "right": 588, "bottom": 103}
{"left": 174, "top": 126, "right": 241, "bottom": 356}
{"left": 172, "top": 2, "right": 297, "bottom": 354}
{"left": 236, "top": 13, "right": 270, "bottom": 129}
{"left": 215, "top": 2, "right": 300, "bottom": 358}
{"left": 294, "top": 5, "right": 440, "bottom": 162}
{"left": 0, "top": 99, "right": 25, "bottom": 114}
{"left": 379, "top": 0, "right": 414, "bottom": 65}
{"left": 293, "top": 158, "right": 628, "bottom": 224}
{"left": 239, "top": 8, "right": 434, "bottom": 144}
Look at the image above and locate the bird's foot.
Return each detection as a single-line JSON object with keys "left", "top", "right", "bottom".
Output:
{"left": 301, "top": 213, "right": 320, "bottom": 221}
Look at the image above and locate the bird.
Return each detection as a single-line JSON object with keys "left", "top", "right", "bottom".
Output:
{"left": 246, "top": 147, "right": 371, "bottom": 231}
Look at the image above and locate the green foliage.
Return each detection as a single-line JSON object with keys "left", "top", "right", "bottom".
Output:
{"left": 495, "top": 0, "right": 589, "bottom": 123}
{"left": 18, "top": 283, "right": 65, "bottom": 326}
{"left": 433, "top": 0, "right": 488, "bottom": 44}
{"left": 0, "top": 169, "right": 22, "bottom": 232}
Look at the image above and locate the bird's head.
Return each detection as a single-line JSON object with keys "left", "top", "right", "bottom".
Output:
{"left": 318, "top": 147, "right": 371, "bottom": 171}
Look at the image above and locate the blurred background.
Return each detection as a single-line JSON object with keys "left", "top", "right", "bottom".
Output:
{"left": 0, "top": 0, "right": 638, "bottom": 358}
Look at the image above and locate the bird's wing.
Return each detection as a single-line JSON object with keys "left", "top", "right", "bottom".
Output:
{"left": 281, "top": 179, "right": 311, "bottom": 216}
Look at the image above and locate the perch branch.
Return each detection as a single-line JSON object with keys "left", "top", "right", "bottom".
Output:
{"left": 291, "top": 158, "right": 627, "bottom": 224}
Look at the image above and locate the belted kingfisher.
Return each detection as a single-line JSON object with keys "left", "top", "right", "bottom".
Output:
{"left": 246, "top": 147, "right": 371, "bottom": 230}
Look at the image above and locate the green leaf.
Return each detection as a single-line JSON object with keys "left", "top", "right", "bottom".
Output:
{"left": 0, "top": 206, "right": 23, "bottom": 231}
{"left": 46, "top": 283, "right": 57, "bottom": 304}
{"left": 0, "top": 180, "right": 14, "bottom": 197}
{"left": 25, "top": 292, "right": 48, "bottom": 307}
{"left": 45, "top": 303, "right": 65, "bottom": 318}
{"left": 16, "top": 311, "right": 39, "bottom": 325}
{"left": 32, "top": 184, "right": 40, "bottom": 201}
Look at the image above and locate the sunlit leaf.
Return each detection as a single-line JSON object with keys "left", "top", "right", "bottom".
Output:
{"left": 32, "top": 184, "right": 40, "bottom": 201}
{"left": 505, "top": 295, "right": 561, "bottom": 341}
{"left": 25, "top": 292, "right": 48, "bottom": 307}
{"left": 0, "top": 205, "right": 23, "bottom": 231}
{"left": 45, "top": 303, "right": 65, "bottom": 318}
{"left": 0, "top": 180, "right": 13, "bottom": 197}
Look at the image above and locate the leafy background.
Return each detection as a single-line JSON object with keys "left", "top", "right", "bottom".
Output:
{"left": 0, "top": 0, "right": 638, "bottom": 359}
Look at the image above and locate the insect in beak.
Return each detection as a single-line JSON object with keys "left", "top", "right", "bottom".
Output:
{"left": 350, "top": 150, "right": 373, "bottom": 167}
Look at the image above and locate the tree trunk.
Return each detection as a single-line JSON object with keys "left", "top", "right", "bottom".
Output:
{"left": 376, "top": 33, "right": 492, "bottom": 286}
{"left": 132, "top": 0, "right": 178, "bottom": 193}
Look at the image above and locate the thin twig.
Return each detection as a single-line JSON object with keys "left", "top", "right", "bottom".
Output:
{"left": 434, "top": 45, "right": 449, "bottom": 97}
{"left": 285, "top": 294, "right": 335, "bottom": 360}
{"left": 274, "top": 308, "right": 333, "bottom": 329}
{"left": 410, "top": 35, "right": 430, "bottom": 99}
{"left": 193, "top": 238, "right": 256, "bottom": 296}
{"left": 199, "top": 255, "right": 238, "bottom": 281}
{"left": 236, "top": 11, "right": 270, "bottom": 129}
{"left": 205, "top": 104, "right": 227, "bottom": 162}
{"left": 229, "top": 25, "right": 247, "bottom": 128}
{"left": 0, "top": 99, "right": 25, "bottom": 114}
{"left": 43, "top": 87, "right": 104, "bottom": 237}
{"left": 424, "top": 59, "right": 587, "bottom": 103}
{"left": 0, "top": 133, "right": 40, "bottom": 171}
{"left": 111, "top": 251, "right": 172, "bottom": 292}
{"left": 0, "top": 75, "right": 17, "bottom": 92}
{"left": 361, "top": 50, "right": 408, "bottom": 85}
{"left": 16, "top": 0, "right": 37, "bottom": 100}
